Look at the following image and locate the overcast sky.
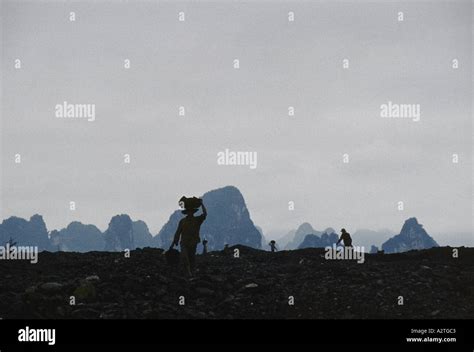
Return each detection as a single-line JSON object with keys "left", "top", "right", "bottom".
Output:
{"left": 1, "top": 1, "right": 472, "bottom": 245}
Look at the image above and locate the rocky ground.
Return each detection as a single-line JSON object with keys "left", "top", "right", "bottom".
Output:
{"left": 0, "top": 246, "right": 472, "bottom": 319}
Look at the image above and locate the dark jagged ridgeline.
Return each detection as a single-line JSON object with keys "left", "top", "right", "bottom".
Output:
{"left": 283, "top": 223, "right": 317, "bottom": 250}
{"left": 132, "top": 220, "right": 154, "bottom": 249}
{"left": 0, "top": 185, "right": 262, "bottom": 252}
{"left": 50, "top": 222, "right": 104, "bottom": 252}
{"left": 0, "top": 215, "right": 52, "bottom": 251}
{"left": 281, "top": 220, "right": 438, "bottom": 253}
{"left": 351, "top": 228, "right": 394, "bottom": 251}
{"left": 52, "top": 218, "right": 153, "bottom": 252}
{"left": 104, "top": 214, "right": 134, "bottom": 251}
{"left": 255, "top": 226, "right": 265, "bottom": 249}
{"left": 370, "top": 245, "right": 379, "bottom": 254}
{"left": 0, "top": 186, "right": 444, "bottom": 254}
{"left": 283, "top": 223, "right": 338, "bottom": 250}
{"left": 298, "top": 230, "right": 339, "bottom": 249}
{"left": 381, "top": 217, "right": 438, "bottom": 253}
{"left": 103, "top": 215, "right": 155, "bottom": 251}
{"left": 153, "top": 186, "right": 262, "bottom": 251}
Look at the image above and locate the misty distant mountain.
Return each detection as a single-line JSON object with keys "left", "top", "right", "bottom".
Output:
{"left": 382, "top": 218, "right": 439, "bottom": 253}
{"left": 50, "top": 222, "right": 104, "bottom": 252}
{"left": 284, "top": 223, "right": 337, "bottom": 250}
{"left": 370, "top": 245, "right": 379, "bottom": 254}
{"left": 298, "top": 229, "right": 339, "bottom": 249}
{"left": 256, "top": 226, "right": 268, "bottom": 250}
{"left": 0, "top": 211, "right": 452, "bottom": 254}
{"left": 45, "top": 217, "right": 152, "bottom": 253}
{"left": 352, "top": 228, "right": 395, "bottom": 251}
{"left": 434, "top": 232, "right": 474, "bottom": 248}
{"left": 276, "top": 229, "right": 296, "bottom": 248}
{"left": 284, "top": 223, "right": 321, "bottom": 250}
{"left": 153, "top": 186, "right": 262, "bottom": 251}
{"left": 132, "top": 220, "right": 154, "bottom": 249}
{"left": 104, "top": 214, "right": 134, "bottom": 251}
{"left": 0, "top": 214, "right": 52, "bottom": 251}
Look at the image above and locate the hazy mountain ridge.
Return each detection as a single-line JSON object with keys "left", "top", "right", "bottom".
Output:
{"left": 382, "top": 218, "right": 439, "bottom": 253}
{"left": 0, "top": 215, "right": 52, "bottom": 251}
{"left": 298, "top": 231, "right": 339, "bottom": 249}
{"left": 154, "top": 186, "right": 262, "bottom": 251}
{"left": 284, "top": 223, "right": 320, "bottom": 250}
{"left": 50, "top": 222, "right": 104, "bottom": 252}
{"left": 0, "top": 187, "right": 468, "bottom": 252}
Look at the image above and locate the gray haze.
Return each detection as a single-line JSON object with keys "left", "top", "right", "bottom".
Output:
{"left": 1, "top": 1, "right": 472, "bottom": 245}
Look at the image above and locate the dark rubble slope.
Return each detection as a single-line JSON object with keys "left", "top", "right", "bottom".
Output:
{"left": 0, "top": 246, "right": 472, "bottom": 319}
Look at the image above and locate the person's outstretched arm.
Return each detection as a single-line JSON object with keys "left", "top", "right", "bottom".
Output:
{"left": 196, "top": 202, "right": 207, "bottom": 225}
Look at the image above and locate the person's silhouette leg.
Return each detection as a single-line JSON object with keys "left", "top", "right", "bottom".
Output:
{"left": 188, "top": 244, "right": 197, "bottom": 272}
{"left": 181, "top": 246, "right": 193, "bottom": 277}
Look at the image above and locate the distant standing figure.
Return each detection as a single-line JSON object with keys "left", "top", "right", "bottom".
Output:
{"left": 202, "top": 239, "right": 208, "bottom": 255}
{"left": 269, "top": 240, "right": 278, "bottom": 252}
{"left": 337, "top": 228, "right": 352, "bottom": 247}
{"left": 172, "top": 199, "right": 207, "bottom": 277}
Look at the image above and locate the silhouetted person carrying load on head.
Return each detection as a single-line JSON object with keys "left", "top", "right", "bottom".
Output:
{"left": 269, "top": 240, "right": 278, "bottom": 252}
{"left": 337, "top": 228, "right": 352, "bottom": 247}
{"left": 172, "top": 197, "right": 207, "bottom": 277}
{"left": 202, "top": 239, "right": 208, "bottom": 255}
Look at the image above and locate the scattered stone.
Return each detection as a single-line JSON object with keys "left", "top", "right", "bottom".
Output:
{"left": 196, "top": 287, "right": 214, "bottom": 296}
{"left": 40, "top": 282, "right": 63, "bottom": 292}
{"left": 85, "top": 275, "right": 100, "bottom": 283}
{"left": 25, "top": 286, "right": 36, "bottom": 294}
{"left": 71, "top": 308, "right": 100, "bottom": 319}
{"left": 0, "top": 246, "right": 472, "bottom": 319}
{"left": 73, "top": 282, "right": 96, "bottom": 302}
